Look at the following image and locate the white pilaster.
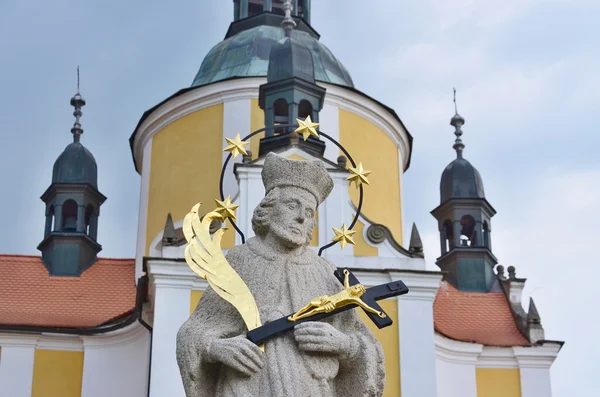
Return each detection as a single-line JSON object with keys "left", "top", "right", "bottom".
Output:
{"left": 135, "top": 138, "right": 153, "bottom": 281}
{"left": 222, "top": 99, "right": 251, "bottom": 199}
{"left": 435, "top": 334, "right": 482, "bottom": 397}
{"left": 514, "top": 344, "right": 561, "bottom": 397}
{"left": 320, "top": 170, "right": 351, "bottom": 253}
{"left": 0, "top": 334, "right": 38, "bottom": 397}
{"left": 319, "top": 102, "right": 340, "bottom": 163}
{"left": 393, "top": 271, "right": 442, "bottom": 397}
{"left": 234, "top": 166, "right": 264, "bottom": 244}
{"left": 147, "top": 259, "right": 199, "bottom": 397}
{"left": 81, "top": 322, "right": 151, "bottom": 397}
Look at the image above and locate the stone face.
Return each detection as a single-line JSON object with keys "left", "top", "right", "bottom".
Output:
{"left": 176, "top": 153, "right": 385, "bottom": 396}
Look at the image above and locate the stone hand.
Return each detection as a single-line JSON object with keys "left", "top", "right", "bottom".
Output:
{"left": 294, "top": 322, "right": 354, "bottom": 358}
{"left": 206, "top": 335, "right": 265, "bottom": 376}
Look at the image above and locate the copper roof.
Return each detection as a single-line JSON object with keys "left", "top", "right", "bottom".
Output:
{"left": 433, "top": 281, "right": 529, "bottom": 347}
{"left": 0, "top": 255, "right": 136, "bottom": 329}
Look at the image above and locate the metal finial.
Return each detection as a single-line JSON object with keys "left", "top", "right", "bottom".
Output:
{"left": 281, "top": 0, "right": 297, "bottom": 35}
{"left": 450, "top": 88, "right": 465, "bottom": 159}
{"left": 70, "top": 67, "right": 86, "bottom": 143}
{"left": 453, "top": 87, "right": 458, "bottom": 114}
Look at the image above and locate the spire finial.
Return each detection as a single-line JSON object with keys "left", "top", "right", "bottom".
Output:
{"left": 453, "top": 87, "right": 458, "bottom": 114}
{"left": 281, "top": 0, "right": 297, "bottom": 35}
{"left": 70, "top": 66, "right": 86, "bottom": 143}
{"left": 450, "top": 88, "right": 465, "bottom": 159}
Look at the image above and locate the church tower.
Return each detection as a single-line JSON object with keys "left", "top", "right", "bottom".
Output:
{"left": 257, "top": 0, "right": 326, "bottom": 156}
{"left": 431, "top": 97, "right": 498, "bottom": 292}
{"left": 37, "top": 81, "right": 106, "bottom": 276}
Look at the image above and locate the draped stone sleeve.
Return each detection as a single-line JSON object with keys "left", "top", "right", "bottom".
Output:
{"left": 319, "top": 258, "right": 387, "bottom": 397}
{"left": 176, "top": 247, "right": 249, "bottom": 397}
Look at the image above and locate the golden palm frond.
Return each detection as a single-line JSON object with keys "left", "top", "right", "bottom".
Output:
{"left": 183, "top": 203, "right": 262, "bottom": 331}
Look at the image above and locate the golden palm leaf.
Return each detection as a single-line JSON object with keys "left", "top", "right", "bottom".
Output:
{"left": 183, "top": 203, "right": 262, "bottom": 332}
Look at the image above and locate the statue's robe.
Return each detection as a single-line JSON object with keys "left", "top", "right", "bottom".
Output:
{"left": 177, "top": 237, "right": 385, "bottom": 397}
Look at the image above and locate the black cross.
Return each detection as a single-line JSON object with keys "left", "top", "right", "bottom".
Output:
{"left": 246, "top": 268, "right": 409, "bottom": 345}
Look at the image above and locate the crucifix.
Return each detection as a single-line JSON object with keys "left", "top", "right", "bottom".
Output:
{"left": 247, "top": 268, "right": 408, "bottom": 345}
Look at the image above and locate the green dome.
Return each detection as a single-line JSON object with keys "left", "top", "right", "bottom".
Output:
{"left": 440, "top": 158, "right": 485, "bottom": 203}
{"left": 52, "top": 142, "right": 98, "bottom": 188}
{"left": 192, "top": 25, "right": 354, "bottom": 88}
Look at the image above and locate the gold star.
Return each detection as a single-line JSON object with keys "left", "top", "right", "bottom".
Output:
{"left": 332, "top": 224, "right": 356, "bottom": 249}
{"left": 346, "top": 162, "right": 371, "bottom": 188}
{"left": 223, "top": 134, "right": 250, "bottom": 159}
{"left": 294, "top": 115, "right": 320, "bottom": 141}
{"left": 214, "top": 196, "right": 239, "bottom": 220}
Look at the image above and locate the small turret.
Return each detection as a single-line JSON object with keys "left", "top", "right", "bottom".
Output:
{"left": 431, "top": 90, "right": 497, "bottom": 292}
{"left": 38, "top": 68, "right": 106, "bottom": 276}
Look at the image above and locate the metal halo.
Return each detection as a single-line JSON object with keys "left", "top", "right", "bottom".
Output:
{"left": 219, "top": 125, "right": 364, "bottom": 256}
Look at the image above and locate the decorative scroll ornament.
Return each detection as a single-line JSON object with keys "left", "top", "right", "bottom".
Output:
{"left": 346, "top": 162, "right": 371, "bottom": 188}
{"left": 294, "top": 115, "right": 320, "bottom": 141}
{"left": 223, "top": 134, "right": 250, "bottom": 159}
{"left": 331, "top": 224, "right": 356, "bottom": 249}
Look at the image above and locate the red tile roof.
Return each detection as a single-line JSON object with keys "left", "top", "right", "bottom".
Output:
{"left": 0, "top": 255, "right": 136, "bottom": 329}
{"left": 433, "top": 281, "right": 529, "bottom": 347}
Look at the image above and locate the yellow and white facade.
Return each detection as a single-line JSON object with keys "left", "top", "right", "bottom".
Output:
{"left": 0, "top": 3, "right": 562, "bottom": 397}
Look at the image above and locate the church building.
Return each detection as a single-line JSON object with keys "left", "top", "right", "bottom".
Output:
{"left": 0, "top": 1, "right": 562, "bottom": 397}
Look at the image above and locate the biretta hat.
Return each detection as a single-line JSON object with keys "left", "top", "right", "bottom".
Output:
{"left": 262, "top": 152, "right": 334, "bottom": 205}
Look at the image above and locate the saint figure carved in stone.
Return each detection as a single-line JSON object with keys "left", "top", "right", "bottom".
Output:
{"left": 176, "top": 153, "right": 385, "bottom": 397}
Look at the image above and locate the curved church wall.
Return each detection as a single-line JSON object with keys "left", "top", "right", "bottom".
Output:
{"left": 134, "top": 78, "right": 411, "bottom": 279}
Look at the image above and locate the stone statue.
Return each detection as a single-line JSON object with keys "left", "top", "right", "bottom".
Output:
{"left": 176, "top": 153, "right": 385, "bottom": 397}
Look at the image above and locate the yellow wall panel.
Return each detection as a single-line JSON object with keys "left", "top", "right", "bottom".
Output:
{"left": 339, "top": 109, "right": 403, "bottom": 244}
{"left": 476, "top": 368, "right": 521, "bottom": 397}
{"left": 358, "top": 299, "right": 400, "bottom": 397}
{"left": 31, "top": 350, "right": 84, "bottom": 397}
{"left": 146, "top": 104, "right": 236, "bottom": 252}
{"left": 250, "top": 99, "right": 265, "bottom": 159}
{"left": 190, "top": 290, "right": 204, "bottom": 314}
{"left": 353, "top": 220, "right": 379, "bottom": 256}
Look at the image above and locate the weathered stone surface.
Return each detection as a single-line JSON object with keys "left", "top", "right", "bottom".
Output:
{"left": 177, "top": 153, "right": 385, "bottom": 397}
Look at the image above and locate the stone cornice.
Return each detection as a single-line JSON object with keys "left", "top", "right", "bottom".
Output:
{"left": 81, "top": 322, "right": 149, "bottom": 350}
{"left": 0, "top": 334, "right": 39, "bottom": 347}
{"left": 37, "top": 334, "right": 84, "bottom": 352}
{"left": 435, "top": 333, "right": 561, "bottom": 369}
{"left": 513, "top": 344, "right": 561, "bottom": 369}
{"left": 147, "top": 258, "right": 208, "bottom": 289}
{"left": 435, "top": 333, "right": 483, "bottom": 364}
{"left": 1, "top": 322, "right": 150, "bottom": 352}
{"left": 389, "top": 270, "right": 443, "bottom": 301}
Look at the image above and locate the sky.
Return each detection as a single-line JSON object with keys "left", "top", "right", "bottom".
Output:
{"left": 0, "top": 0, "right": 598, "bottom": 395}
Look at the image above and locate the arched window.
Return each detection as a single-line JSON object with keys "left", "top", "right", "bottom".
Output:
{"left": 443, "top": 220, "right": 454, "bottom": 252}
{"left": 273, "top": 98, "right": 289, "bottom": 124}
{"left": 85, "top": 205, "right": 94, "bottom": 235}
{"left": 298, "top": 100, "right": 313, "bottom": 120}
{"left": 45, "top": 205, "right": 54, "bottom": 237}
{"left": 483, "top": 221, "right": 491, "bottom": 249}
{"left": 460, "top": 215, "right": 476, "bottom": 247}
{"left": 62, "top": 200, "right": 78, "bottom": 232}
